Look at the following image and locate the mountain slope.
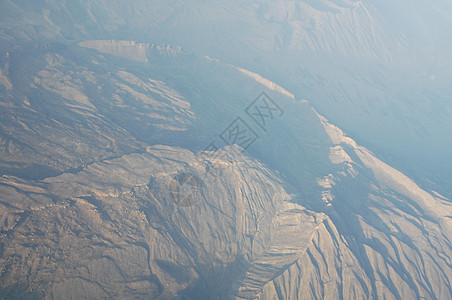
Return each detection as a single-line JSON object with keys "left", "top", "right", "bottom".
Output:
{"left": 1, "top": 41, "right": 451, "bottom": 299}
{"left": 2, "top": 0, "right": 450, "bottom": 195}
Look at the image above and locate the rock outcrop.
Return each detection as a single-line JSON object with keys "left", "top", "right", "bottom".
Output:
{"left": 78, "top": 40, "right": 193, "bottom": 63}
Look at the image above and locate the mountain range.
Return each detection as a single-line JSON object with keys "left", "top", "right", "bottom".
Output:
{"left": 0, "top": 1, "right": 451, "bottom": 299}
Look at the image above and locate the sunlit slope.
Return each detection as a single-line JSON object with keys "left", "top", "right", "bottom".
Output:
{"left": 1, "top": 0, "right": 450, "bottom": 189}
{"left": 1, "top": 42, "right": 451, "bottom": 299}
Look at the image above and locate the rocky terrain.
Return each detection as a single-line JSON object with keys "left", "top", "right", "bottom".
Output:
{"left": 0, "top": 1, "right": 451, "bottom": 299}
{"left": 1, "top": 0, "right": 451, "bottom": 187}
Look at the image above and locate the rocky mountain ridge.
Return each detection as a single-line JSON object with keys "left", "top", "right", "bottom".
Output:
{"left": 1, "top": 40, "right": 451, "bottom": 298}
{"left": 1, "top": 1, "right": 452, "bottom": 298}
